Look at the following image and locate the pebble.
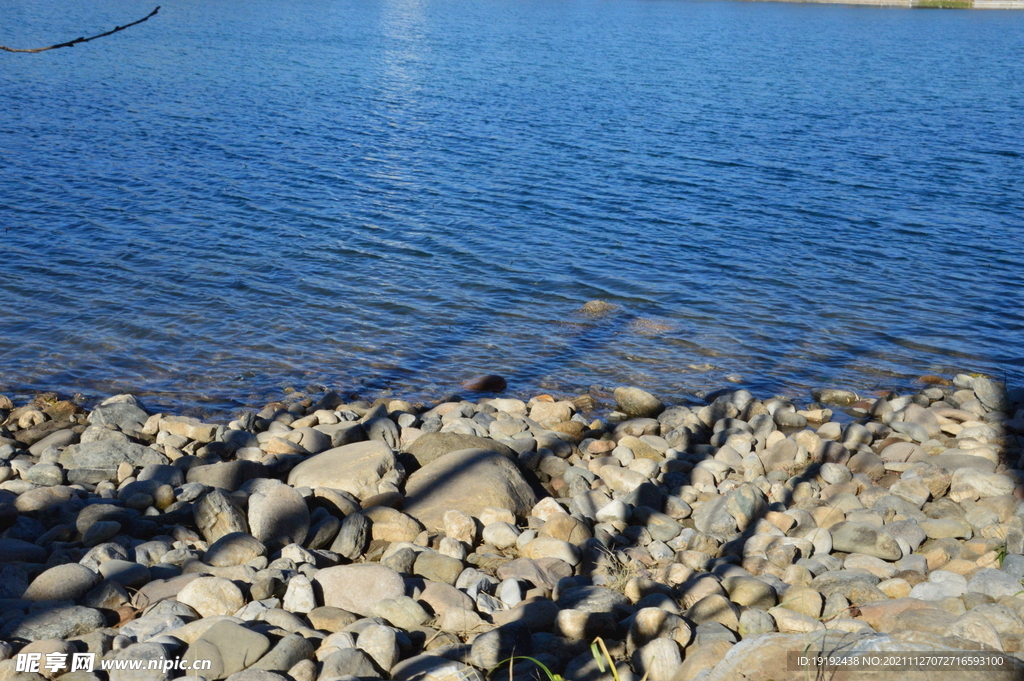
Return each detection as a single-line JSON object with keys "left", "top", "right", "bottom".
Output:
{"left": 482, "top": 521, "right": 520, "bottom": 549}
{"left": 0, "top": 379, "right": 1019, "bottom": 679}
{"left": 356, "top": 623, "right": 400, "bottom": 672}
{"left": 22, "top": 563, "right": 101, "bottom": 602}
{"left": 1, "top": 606, "right": 106, "bottom": 641}
{"left": 687, "top": 594, "right": 740, "bottom": 630}
{"left": 468, "top": 622, "right": 532, "bottom": 669}
{"left": 768, "top": 606, "right": 825, "bottom": 633}
{"left": 632, "top": 638, "right": 682, "bottom": 681}
{"left": 204, "top": 532, "right": 267, "bottom": 567}
{"left": 194, "top": 489, "right": 249, "bottom": 543}
{"left": 967, "top": 568, "right": 1024, "bottom": 599}
{"left": 738, "top": 608, "right": 776, "bottom": 637}
{"left": 98, "top": 559, "right": 151, "bottom": 588}
{"left": 313, "top": 564, "right": 405, "bottom": 616}
{"left": 614, "top": 387, "right": 665, "bottom": 418}
{"left": 247, "top": 483, "right": 309, "bottom": 550}
{"left": 414, "top": 550, "right": 465, "bottom": 584}
{"left": 176, "top": 576, "right": 246, "bottom": 617}
{"left": 371, "top": 597, "right": 430, "bottom": 629}
{"left": 319, "top": 648, "right": 378, "bottom": 678}
{"left": 557, "top": 585, "right": 631, "bottom": 615}
{"left": 281, "top": 575, "right": 316, "bottom": 614}
{"left": 723, "top": 576, "right": 777, "bottom": 608}
{"left": 831, "top": 521, "right": 903, "bottom": 561}
{"left": 186, "top": 620, "right": 272, "bottom": 678}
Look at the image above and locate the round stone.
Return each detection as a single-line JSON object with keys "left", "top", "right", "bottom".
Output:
{"left": 176, "top": 576, "right": 245, "bottom": 617}
{"left": 22, "top": 563, "right": 101, "bottom": 602}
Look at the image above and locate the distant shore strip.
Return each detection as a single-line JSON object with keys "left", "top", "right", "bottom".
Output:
{"left": 741, "top": 0, "right": 1023, "bottom": 9}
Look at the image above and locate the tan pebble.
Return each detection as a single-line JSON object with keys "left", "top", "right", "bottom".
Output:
{"left": 844, "top": 553, "right": 897, "bottom": 580}
{"left": 290, "top": 414, "right": 318, "bottom": 429}
{"left": 782, "top": 564, "right": 813, "bottom": 587}
{"left": 947, "top": 611, "right": 1003, "bottom": 651}
{"left": 18, "top": 409, "right": 46, "bottom": 429}
{"left": 824, "top": 618, "right": 875, "bottom": 634}
{"left": 768, "top": 606, "right": 825, "bottom": 633}
{"left": 977, "top": 550, "right": 1003, "bottom": 569}
{"left": 877, "top": 577, "right": 912, "bottom": 599}
{"left": 777, "top": 586, "right": 823, "bottom": 618}
{"left": 856, "top": 598, "right": 933, "bottom": 630}
{"left": 678, "top": 550, "right": 711, "bottom": 572}
{"left": 287, "top": 659, "right": 317, "bottom": 681}
{"left": 554, "top": 609, "right": 597, "bottom": 640}
{"left": 742, "top": 555, "right": 782, "bottom": 579}
{"left": 363, "top": 506, "right": 424, "bottom": 543}
{"left": 624, "top": 576, "right": 674, "bottom": 604}
{"left": 539, "top": 513, "right": 592, "bottom": 544}
{"left": 478, "top": 507, "right": 516, "bottom": 526}
{"left": 664, "top": 563, "right": 694, "bottom": 586}
{"left": 677, "top": 575, "right": 726, "bottom": 610}
{"left": 921, "top": 543, "right": 953, "bottom": 571}
{"left": 674, "top": 639, "right": 733, "bottom": 681}
{"left": 530, "top": 497, "right": 567, "bottom": 522}
{"left": 262, "top": 437, "right": 309, "bottom": 456}
{"left": 116, "top": 462, "right": 135, "bottom": 483}
{"left": 934, "top": 597, "right": 968, "bottom": 616}
{"left": 153, "top": 484, "right": 176, "bottom": 510}
{"left": 942, "top": 558, "right": 979, "bottom": 575}
{"left": 766, "top": 540, "right": 798, "bottom": 568}
{"left": 437, "top": 607, "right": 489, "bottom": 634}
{"left": 811, "top": 505, "right": 846, "bottom": 528}
{"left": 400, "top": 427, "right": 423, "bottom": 448}
{"left": 765, "top": 509, "right": 794, "bottom": 532}
{"left": 687, "top": 594, "right": 739, "bottom": 630}
{"left": 964, "top": 536, "right": 1003, "bottom": 555}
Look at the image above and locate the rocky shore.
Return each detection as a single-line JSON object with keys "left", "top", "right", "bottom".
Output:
{"left": 1, "top": 374, "right": 1023, "bottom": 681}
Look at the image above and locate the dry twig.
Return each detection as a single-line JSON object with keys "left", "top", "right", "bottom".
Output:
{"left": 1, "top": 6, "right": 160, "bottom": 53}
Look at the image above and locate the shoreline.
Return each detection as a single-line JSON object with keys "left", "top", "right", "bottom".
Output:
{"left": 1, "top": 374, "right": 1023, "bottom": 679}
{"left": 0, "top": 365, "right": 999, "bottom": 424}
{"left": 738, "top": 0, "right": 1024, "bottom": 8}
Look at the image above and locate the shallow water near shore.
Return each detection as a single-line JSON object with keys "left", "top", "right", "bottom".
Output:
{"left": 1, "top": 0, "right": 1023, "bottom": 414}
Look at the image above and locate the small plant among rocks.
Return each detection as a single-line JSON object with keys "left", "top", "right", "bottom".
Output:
{"left": 491, "top": 637, "right": 650, "bottom": 681}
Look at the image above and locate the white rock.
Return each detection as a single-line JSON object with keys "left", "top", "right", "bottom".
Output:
{"left": 282, "top": 575, "right": 316, "bottom": 614}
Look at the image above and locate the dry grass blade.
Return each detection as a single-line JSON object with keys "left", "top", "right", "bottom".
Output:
{"left": 588, "top": 636, "right": 650, "bottom": 681}
{"left": 591, "top": 637, "right": 620, "bottom": 681}
{"left": 489, "top": 655, "right": 564, "bottom": 681}
{"left": 595, "top": 544, "right": 641, "bottom": 595}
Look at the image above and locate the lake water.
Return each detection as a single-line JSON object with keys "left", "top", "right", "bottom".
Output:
{"left": 2, "top": 0, "right": 1023, "bottom": 414}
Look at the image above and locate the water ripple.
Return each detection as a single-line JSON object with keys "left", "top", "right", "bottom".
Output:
{"left": 0, "top": 0, "right": 1022, "bottom": 413}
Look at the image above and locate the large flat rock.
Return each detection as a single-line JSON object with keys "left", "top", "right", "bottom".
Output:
{"left": 406, "top": 432, "right": 516, "bottom": 468}
{"left": 403, "top": 448, "right": 537, "bottom": 531}
{"left": 286, "top": 440, "right": 399, "bottom": 499}
{"left": 59, "top": 440, "right": 168, "bottom": 478}
{"left": 0, "top": 605, "right": 106, "bottom": 641}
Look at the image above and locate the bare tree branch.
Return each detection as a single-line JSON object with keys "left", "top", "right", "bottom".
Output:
{"left": 1, "top": 6, "right": 160, "bottom": 54}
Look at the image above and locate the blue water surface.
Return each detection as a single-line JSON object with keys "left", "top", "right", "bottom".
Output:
{"left": 1, "top": 0, "right": 1023, "bottom": 413}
